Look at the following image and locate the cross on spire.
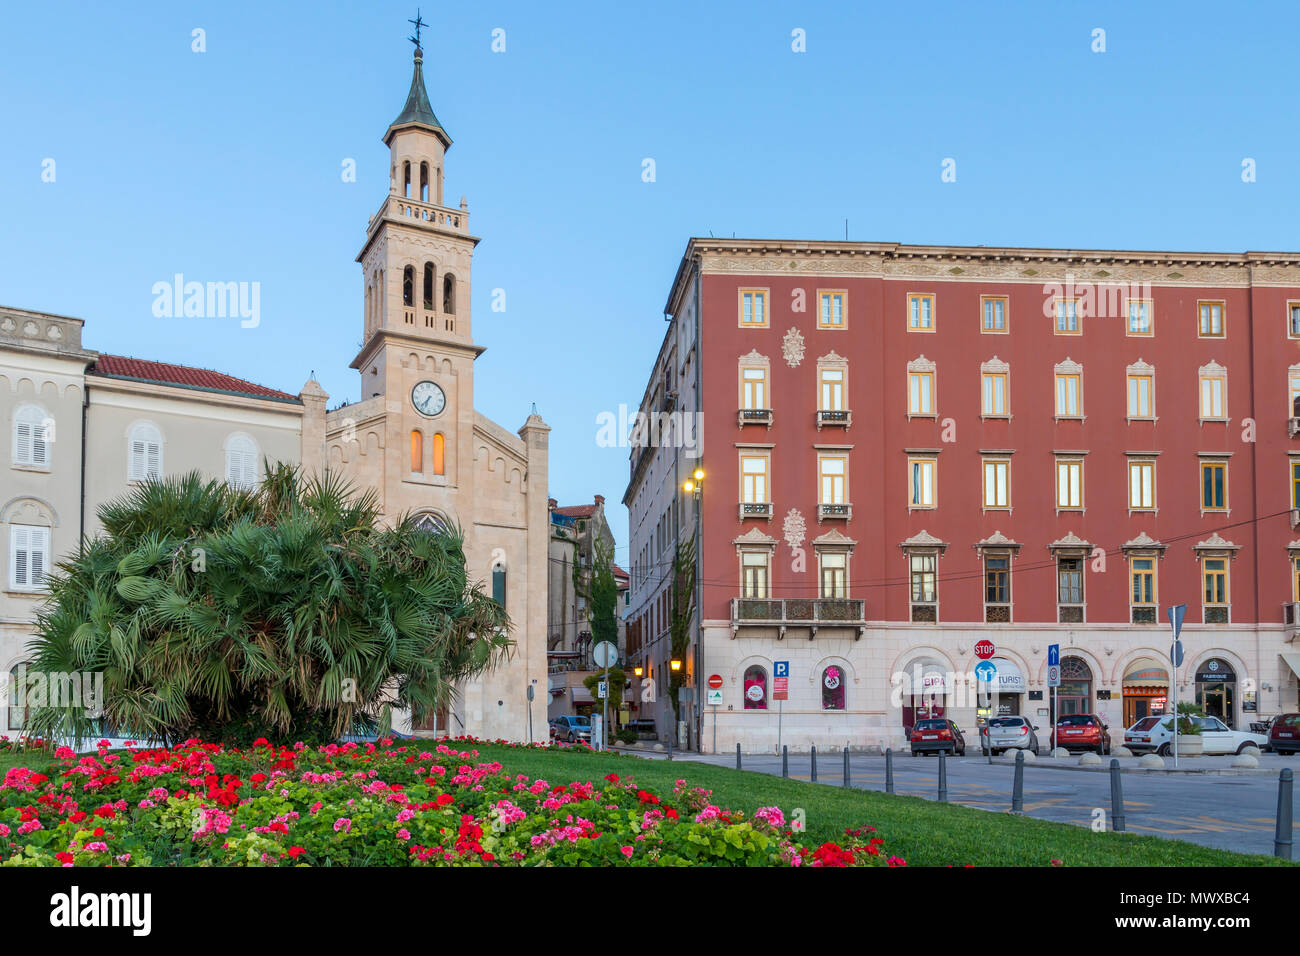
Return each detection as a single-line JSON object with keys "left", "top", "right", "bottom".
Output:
{"left": 407, "top": 9, "right": 426, "bottom": 51}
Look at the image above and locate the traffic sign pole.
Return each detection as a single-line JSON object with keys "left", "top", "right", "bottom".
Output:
{"left": 1048, "top": 644, "right": 1060, "bottom": 759}
{"left": 1168, "top": 605, "right": 1186, "bottom": 769}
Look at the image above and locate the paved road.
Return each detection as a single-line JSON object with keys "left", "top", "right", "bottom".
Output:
{"left": 651, "top": 750, "right": 1296, "bottom": 857}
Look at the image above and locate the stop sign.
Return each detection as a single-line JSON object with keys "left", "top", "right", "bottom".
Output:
{"left": 974, "top": 640, "right": 996, "bottom": 660}
{"left": 707, "top": 674, "right": 724, "bottom": 689}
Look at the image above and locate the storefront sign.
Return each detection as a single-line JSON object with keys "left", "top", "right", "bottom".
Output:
{"left": 991, "top": 658, "right": 1025, "bottom": 693}
{"left": 1195, "top": 659, "right": 1235, "bottom": 684}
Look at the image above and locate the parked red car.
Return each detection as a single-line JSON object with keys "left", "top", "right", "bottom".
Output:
{"left": 1050, "top": 714, "right": 1111, "bottom": 754}
{"left": 910, "top": 718, "right": 967, "bottom": 756}
{"left": 1270, "top": 713, "right": 1300, "bottom": 754}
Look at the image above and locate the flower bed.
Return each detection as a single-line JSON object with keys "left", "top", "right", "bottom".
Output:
{"left": 0, "top": 738, "right": 903, "bottom": 867}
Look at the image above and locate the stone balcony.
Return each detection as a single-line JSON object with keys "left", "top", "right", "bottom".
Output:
{"left": 369, "top": 194, "right": 469, "bottom": 237}
{"left": 730, "top": 597, "right": 866, "bottom": 639}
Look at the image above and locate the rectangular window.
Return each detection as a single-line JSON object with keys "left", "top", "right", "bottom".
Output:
{"left": 741, "top": 367, "right": 767, "bottom": 410}
{"left": 819, "top": 551, "right": 847, "bottom": 598}
{"left": 1127, "top": 299, "right": 1153, "bottom": 336}
{"left": 1055, "top": 373, "right": 1081, "bottom": 417}
{"left": 1198, "top": 300, "right": 1225, "bottom": 338}
{"left": 1127, "top": 373, "right": 1154, "bottom": 418}
{"left": 739, "top": 290, "right": 768, "bottom": 327}
{"left": 819, "top": 455, "right": 847, "bottom": 505}
{"left": 818, "top": 291, "right": 847, "bottom": 329}
{"left": 1058, "top": 558, "right": 1084, "bottom": 605}
{"left": 1201, "top": 460, "right": 1227, "bottom": 511}
{"left": 1056, "top": 460, "right": 1083, "bottom": 509}
{"left": 1054, "top": 298, "right": 1080, "bottom": 334}
{"left": 982, "top": 459, "right": 1009, "bottom": 509}
{"left": 1131, "top": 558, "right": 1156, "bottom": 607}
{"left": 908, "top": 457, "right": 936, "bottom": 508}
{"left": 1202, "top": 557, "right": 1228, "bottom": 606}
{"left": 1289, "top": 301, "right": 1300, "bottom": 339}
{"left": 1199, "top": 374, "right": 1226, "bottom": 419}
{"left": 740, "top": 454, "right": 769, "bottom": 504}
{"left": 9, "top": 524, "right": 50, "bottom": 591}
{"left": 1128, "top": 460, "right": 1156, "bottom": 510}
{"left": 1294, "top": 556, "right": 1300, "bottom": 603}
{"left": 982, "top": 372, "right": 1008, "bottom": 416}
{"left": 741, "top": 551, "right": 770, "bottom": 598}
{"left": 819, "top": 368, "right": 845, "bottom": 411}
{"left": 908, "top": 293, "right": 935, "bottom": 331}
{"left": 981, "top": 295, "right": 1008, "bottom": 332}
{"left": 910, "top": 553, "right": 937, "bottom": 603}
{"left": 1292, "top": 461, "right": 1300, "bottom": 509}
{"left": 908, "top": 370, "right": 934, "bottom": 415}
{"left": 984, "top": 555, "right": 1010, "bottom": 604}
{"left": 1289, "top": 370, "right": 1300, "bottom": 418}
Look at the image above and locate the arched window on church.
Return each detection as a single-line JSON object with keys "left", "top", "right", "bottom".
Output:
{"left": 403, "top": 266, "right": 414, "bottom": 308}
{"left": 443, "top": 274, "right": 455, "bottom": 314}
{"left": 403, "top": 161, "right": 412, "bottom": 198}
{"left": 420, "top": 162, "right": 430, "bottom": 202}
{"left": 410, "top": 429, "right": 423, "bottom": 473}
{"left": 432, "top": 433, "right": 445, "bottom": 475}
{"left": 413, "top": 512, "right": 450, "bottom": 536}
{"left": 423, "top": 263, "right": 435, "bottom": 310}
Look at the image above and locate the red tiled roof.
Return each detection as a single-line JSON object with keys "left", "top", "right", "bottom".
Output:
{"left": 551, "top": 504, "right": 599, "bottom": 519}
{"left": 90, "top": 354, "right": 298, "bottom": 402}
{"left": 612, "top": 563, "right": 629, "bottom": 582}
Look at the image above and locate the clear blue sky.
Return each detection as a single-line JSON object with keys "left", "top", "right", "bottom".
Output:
{"left": 3, "top": 1, "right": 1299, "bottom": 559}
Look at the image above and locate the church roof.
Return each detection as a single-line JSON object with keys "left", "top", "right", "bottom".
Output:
{"left": 386, "top": 48, "right": 450, "bottom": 146}
{"left": 90, "top": 354, "right": 299, "bottom": 403}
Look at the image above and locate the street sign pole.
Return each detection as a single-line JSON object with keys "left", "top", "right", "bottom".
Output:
{"left": 1168, "top": 605, "right": 1187, "bottom": 769}
{"left": 1048, "top": 644, "right": 1060, "bottom": 760}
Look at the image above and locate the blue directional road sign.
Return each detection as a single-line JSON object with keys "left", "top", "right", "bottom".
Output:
{"left": 974, "top": 660, "right": 998, "bottom": 683}
{"left": 1047, "top": 644, "right": 1060, "bottom": 667}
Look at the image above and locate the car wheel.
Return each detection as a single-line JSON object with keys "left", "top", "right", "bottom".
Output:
{"left": 1157, "top": 743, "right": 1171, "bottom": 757}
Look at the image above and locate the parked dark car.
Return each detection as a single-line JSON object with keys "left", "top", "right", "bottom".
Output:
{"left": 550, "top": 715, "right": 591, "bottom": 743}
{"left": 1270, "top": 713, "right": 1300, "bottom": 754}
{"left": 910, "top": 718, "right": 966, "bottom": 756}
{"left": 1050, "top": 713, "right": 1111, "bottom": 754}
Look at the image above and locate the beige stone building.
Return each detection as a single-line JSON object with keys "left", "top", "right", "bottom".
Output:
{"left": 1, "top": 44, "right": 549, "bottom": 744}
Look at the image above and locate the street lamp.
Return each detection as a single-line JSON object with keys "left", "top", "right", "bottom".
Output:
{"left": 670, "top": 658, "right": 682, "bottom": 672}
{"left": 633, "top": 665, "right": 643, "bottom": 678}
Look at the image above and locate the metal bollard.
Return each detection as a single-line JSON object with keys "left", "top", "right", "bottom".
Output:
{"left": 810, "top": 745, "right": 818, "bottom": 783}
{"left": 1011, "top": 749, "right": 1024, "bottom": 813}
{"left": 782, "top": 745, "right": 789, "bottom": 778}
{"left": 885, "top": 748, "right": 895, "bottom": 794}
{"left": 1276, "top": 768, "right": 1294, "bottom": 860}
{"left": 938, "top": 748, "right": 948, "bottom": 802}
{"left": 736, "top": 743, "right": 742, "bottom": 770}
{"left": 1109, "top": 759, "right": 1126, "bottom": 832}
{"left": 843, "top": 747, "right": 851, "bottom": 788}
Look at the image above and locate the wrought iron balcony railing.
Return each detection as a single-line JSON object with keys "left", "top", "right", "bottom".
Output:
{"left": 730, "top": 597, "right": 866, "bottom": 639}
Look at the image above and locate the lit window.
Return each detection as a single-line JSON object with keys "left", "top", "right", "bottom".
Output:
{"left": 432, "top": 433, "right": 445, "bottom": 475}
{"left": 9, "top": 524, "right": 50, "bottom": 591}
{"left": 908, "top": 370, "right": 934, "bottom": 415}
{"left": 1199, "top": 370, "right": 1227, "bottom": 419}
{"left": 982, "top": 459, "right": 1009, "bottom": 509}
{"left": 1127, "top": 373, "right": 1154, "bottom": 418}
{"left": 1128, "top": 460, "right": 1156, "bottom": 510}
{"left": 740, "top": 454, "right": 769, "bottom": 504}
{"left": 981, "top": 295, "right": 1007, "bottom": 332}
{"left": 982, "top": 372, "right": 1008, "bottom": 416}
{"left": 1198, "top": 301, "right": 1225, "bottom": 338}
{"left": 1201, "top": 460, "right": 1226, "bottom": 511}
{"left": 1054, "top": 298, "right": 1080, "bottom": 334}
{"left": 818, "top": 291, "right": 847, "bottom": 329}
{"left": 741, "top": 367, "right": 768, "bottom": 409}
{"left": 740, "top": 290, "right": 768, "bottom": 327}
{"left": 1127, "top": 300, "right": 1153, "bottom": 336}
{"left": 818, "top": 551, "right": 847, "bottom": 598}
{"left": 1055, "top": 373, "right": 1081, "bottom": 417}
{"left": 908, "top": 457, "right": 936, "bottom": 508}
{"left": 741, "top": 553, "right": 770, "bottom": 599}
{"left": 908, "top": 293, "right": 935, "bottom": 331}
{"left": 12, "top": 405, "right": 50, "bottom": 467}
{"left": 1202, "top": 558, "right": 1228, "bottom": 607}
{"left": 1131, "top": 558, "right": 1157, "bottom": 608}
{"left": 1056, "top": 460, "right": 1083, "bottom": 509}
{"left": 411, "top": 430, "right": 424, "bottom": 473}
{"left": 819, "top": 368, "right": 845, "bottom": 411}
{"left": 819, "top": 455, "right": 847, "bottom": 505}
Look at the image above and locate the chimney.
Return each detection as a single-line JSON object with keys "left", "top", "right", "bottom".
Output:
{"left": 594, "top": 494, "right": 605, "bottom": 507}
{"left": 548, "top": 497, "right": 558, "bottom": 511}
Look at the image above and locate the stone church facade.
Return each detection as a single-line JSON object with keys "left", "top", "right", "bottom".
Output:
{"left": 0, "top": 44, "right": 549, "bottom": 743}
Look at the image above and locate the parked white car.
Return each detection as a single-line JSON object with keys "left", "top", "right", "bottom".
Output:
{"left": 1123, "top": 715, "right": 1267, "bottom": 755}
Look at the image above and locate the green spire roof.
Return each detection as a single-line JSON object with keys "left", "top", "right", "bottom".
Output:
{"left": 386, "top": 48, "right": 451, "bottom": 146}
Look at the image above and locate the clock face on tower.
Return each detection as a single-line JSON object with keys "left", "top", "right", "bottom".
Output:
{"left": 411, "top": 380, "right": 446, "bottom": 417}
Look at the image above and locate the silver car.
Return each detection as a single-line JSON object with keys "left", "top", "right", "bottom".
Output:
{"left": 980, "top": 715, "right": 1040, "bottom": 755}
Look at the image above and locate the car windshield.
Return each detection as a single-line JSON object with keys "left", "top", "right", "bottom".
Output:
{"left": 914, "top": 719, "right": 947, "bottom": 730}
{"left": 568, "top": 718, "right": 590, "bottom": 727}
{"left": 989, "top": 718, "right": 1023, "bottom": 728}
{"left": 1128, "top": 717, "right": 1162, "bottom": 731}
{"left": 1058, "top": 715, "right": 1094, "bottom": 726}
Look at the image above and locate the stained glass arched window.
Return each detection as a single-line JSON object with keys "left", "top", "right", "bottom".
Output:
{"left": 413, "top": 512, "right": 450, "bottom": 536}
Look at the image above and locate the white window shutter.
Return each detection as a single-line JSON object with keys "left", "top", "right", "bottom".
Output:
{"left": 31, "top": 528, "right": 48, "bottom": 587}
{"left": 32, "top": 422, "right": 47, "bottom": 465}
{"left": 146, "top": 441, "right": 160, "bottom": 478}
{"left": 11, "top": 527, "right": 29, "bottom": 589}
{"left": 14, "top": 421, "right": 31, "bottom": 464}
{"left": 130, "top": 439, "right": 144, "bottom": 480}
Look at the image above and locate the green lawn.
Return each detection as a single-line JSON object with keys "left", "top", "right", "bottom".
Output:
{"left": 467, "top": 744, "right": 1290, "bottom": 867}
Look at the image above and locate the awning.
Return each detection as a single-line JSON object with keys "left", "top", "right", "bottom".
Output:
{"left": 570, "top": 686, "right": 596, "bottom": 705}
{"left": 1281, "top": 653, "right": 1300, "bottom": 681}
{"left": 991, "top": 658, "right": 1025, "bottom": 693}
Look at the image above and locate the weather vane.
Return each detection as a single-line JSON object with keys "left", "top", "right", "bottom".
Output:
{"left": 407, "top": 9, "right": 426, "bottom": 50}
